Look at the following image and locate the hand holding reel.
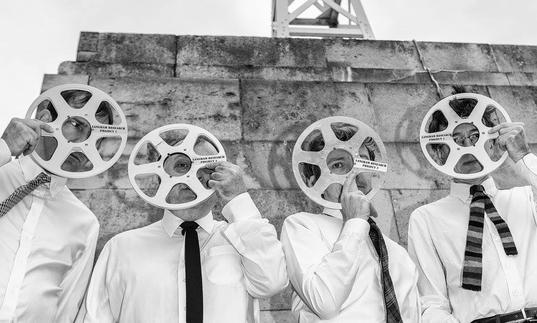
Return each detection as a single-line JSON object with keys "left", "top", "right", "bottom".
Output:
{"left": 292, "top": 116, "right": 388, "bottom": 210}
{"left": 128, "top": 124, "right": 227, "bottom": 210}
{"left": 25, "top": 84, "right": 128, "bottom": 178}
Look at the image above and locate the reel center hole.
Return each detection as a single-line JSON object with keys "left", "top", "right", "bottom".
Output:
{"left": 452, "top": 123, "right": 480, "bottom": 147}
{"left": 326, "top": 148, "right": 354, "bottom": 175}
{"left": 164, "top": 153, "right": 192, "bottom": 177}
{"left": 61, "top": 117, "right": 92, "bottom": 143}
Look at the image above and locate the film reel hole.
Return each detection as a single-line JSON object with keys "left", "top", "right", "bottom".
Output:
{"left": 454, "top": 154, "right": 483, "bottom": 174}
{"left": 194, "top": 136, "right": 220, "bottom": 155}
{"left": 163, "top": 153, "right": 192, "bottom": 177}
{"left": 35, "top": 136, "right": 58, "bottom": 161}
{"left": 96, "top": 136, "right": 122, "bottom": 162}
{"left": 160, "top": 129, "right": 189, "bottom": 147}
{"left": 301, "top": 130, "right": 324, "bottom": 152}
{"left": 61, "top": 152, "right": 93, "bottom": 172}
{"left": 482, "top": 106, "right": 506, "bottom": 127}
{"left": 326, "top": 149, "right": 354, "bottom": 175}
{"left": 60, "top": 90, "right": 92, "bottom": 109}
{"left": 424, "top": 110, "right": 448, "bottom": 134}
{"left": 35, "top": 100, "right": 59, "bottom": 123}
{"left": 452, "top": 123, "right": 480, "bottom": 147}
{"left": 484, "top": 139, "right": 504, "bottom": 162}
{"left": 449, "top": 97, "right": 478, "bottom": 119}
{"left": 166, "top": 183, "right": 197, "bottom": 204}
{"left": 331, "top": 123, "right": 358, "bottom": 142}
{"left": 298, "top": 163, "right": 321, "bottom": 187}
{"left": 134, "top": 142, "right": 162, "bottom": 165}
{"left": 61, "top": 117, "right": 92, "bottom": 143}
{"left": 134, "top": 174, "right": 161, "bottom": 197}
{"left": 425, "top": 143, "right": 451, "bottom": 166}
{"left": 95, "top": 101, "right": 121, "bottom": 125}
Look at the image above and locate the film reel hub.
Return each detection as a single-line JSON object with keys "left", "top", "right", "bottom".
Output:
{"left": 128, "top": 124, "right": 227, "bottom": 210}
{"left": 292, "top": 116, "right": 388, "bottom": 210}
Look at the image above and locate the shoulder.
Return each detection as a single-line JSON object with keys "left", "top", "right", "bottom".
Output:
{"left": 60, "top": 188, "right": 100, "bottom": 230}
{"left": 108, "top": 221, "right": 162, "bottom": 250}
{"left": 410, "top": 195, "right": 452, "bottom": 223}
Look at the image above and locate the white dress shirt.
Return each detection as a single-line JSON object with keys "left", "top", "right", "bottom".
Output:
{"left": 0, "top": 139, "right": 99, "bottom": 323}
{"left": 81, "top": 193, "right": 288, "bottom": 323}
{"left": 408, "top": 153, "right": 537, "bottom": 323}
{"left": 281, "top": 208, "right": 421, "bottom": 323}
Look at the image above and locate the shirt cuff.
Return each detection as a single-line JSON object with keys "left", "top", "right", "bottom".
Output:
{"left": 0, "top": 139, "right": 11, "bottom": 166}
{"left": 340, "top": 218, "right": 370, "bottom": 240}
{"left": 221, "top": 192, "right": 261, "bottom": 222}
{"left": 518, "top": 153, "right": 537, "bottom": 176}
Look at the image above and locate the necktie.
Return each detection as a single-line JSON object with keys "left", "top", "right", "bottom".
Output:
{"left": 180, "top": 221, "right": 203, "bottom": 323}
{"left": 462, "top": 185, "right": 518, "bottom": 291}
{"left": 368, "top": 218, "right": 403, "bottom": 323}
{"left": 0, "top": 172, "right": 51, "bottom": 217}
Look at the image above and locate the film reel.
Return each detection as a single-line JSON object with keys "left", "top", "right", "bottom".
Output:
{"left": 292, "top": 116, "right": 388, "bottom": 210}
{"left": 128, "top": 124, "right": 227, "bottom": 210}
{"left": 419, "top": 93, "right": 511, "bottom": 179}
{"left": 25, "top": 84, "right": 128, "bottom": 178}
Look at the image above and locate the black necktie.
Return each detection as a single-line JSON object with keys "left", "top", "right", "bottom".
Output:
{"left": 368, "top": 218, "right": 403, "bottom": 323}
{"left": 180, "top": 221, "right": 203, "bottom": 323}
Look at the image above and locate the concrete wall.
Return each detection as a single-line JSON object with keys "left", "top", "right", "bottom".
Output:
{"left": 43, "top": 32, "right": 537, "bottom": 322}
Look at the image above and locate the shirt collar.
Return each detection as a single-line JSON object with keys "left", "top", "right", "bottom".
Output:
{"left": 19, "top": 155, "right": 67, "bottom": 196}
{"left": 161, "top": 209, "right": 215, "bottom": 238}
{"left": 449, "top": 176, "right": 498, "bottom": 203}
{"left": 322, "top": 207, "right": 342, "bottom": 219}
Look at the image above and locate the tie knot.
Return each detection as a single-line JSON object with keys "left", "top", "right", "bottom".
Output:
{"left": 35, "top": 172, "right": 51, "bottom": 185}
{"left": 470, "top": 184, "right": 485, "bottom": 195}
{"left": 180, "top": 221, "right": 199, "bottom": 235}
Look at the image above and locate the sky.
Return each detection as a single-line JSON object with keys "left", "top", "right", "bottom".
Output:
{"left": 1, "top": 0, "right": 537, "bottom": 132}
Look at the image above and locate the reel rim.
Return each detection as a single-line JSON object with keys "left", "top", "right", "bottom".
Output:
{"left": 128, "top": 123, "right": 227, "bottom": 210}
{"left": 419, "top": 93, "right": 511, "bottom": 180}
{"left": 292, "top": 116, "right": 388, "bottom": 210}
{"left": 25, "top": 84, "right": 128, "bottom": 179}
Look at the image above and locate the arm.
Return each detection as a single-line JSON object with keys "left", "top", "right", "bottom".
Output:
{"left": 514, "top": 153, "right": 537, "bottom": 189}
{"left": 55, "top": 221, "right": 99, "bottom": 322}
{"left": 222, "top": 193, "right": 288, "bottom": 298}
{"left": 280, "top": 214, "right": 369, "bottom": 320}
{"left": 80, "top": 240, "right": 119, "bottom": 323}
{"left": 407, "top": 211, "right": 460, "bottom": 323}
{"left": 0, "top": 139, "right": 11, "bottom": 167}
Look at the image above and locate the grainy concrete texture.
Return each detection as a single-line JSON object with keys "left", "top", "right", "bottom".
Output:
{"left": 44, "top": 32, "right": 537, "bottom": 321}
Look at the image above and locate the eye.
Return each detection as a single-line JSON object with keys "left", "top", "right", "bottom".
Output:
{"left": 332, "top": 161, "right": 344, "bottom": 169}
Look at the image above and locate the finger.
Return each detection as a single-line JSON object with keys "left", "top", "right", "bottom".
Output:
{"left": 210, "top": 172, "right": 225, "bottom": 181}
{"left": 23, "top": 119, "right": 54, "bottom": 135}
{"left": 488, "top": 122, "right": 524, "bottom": 134}
{"left": 342, "top": 170, "right": 359, "bottom": 193}
{"left": 204, "top": 161, "right": 225, "bottom": 170}
{"left": 207, "top": 179, "right": 219, "bottom": 188}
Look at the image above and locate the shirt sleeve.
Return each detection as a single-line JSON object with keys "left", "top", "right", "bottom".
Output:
{"left": 280, "top": 214, "right": 370, "bottom": 320}
{"left": 55, "top": 220, "right": 99, "bottom": 323}
{"left": 80, "top": 240, "right": 120, "bottom": 323}
{"left": 514, "top": 153, "right": 537, "bottom": 189}
{"left": 221, "top": 193, "right": 288, "bottom": 298}
{"left": 407, "top": 210, "right": 460, "bottom": 323}
{"left": 0, "top": 139, "right": 11, "bottom": 167}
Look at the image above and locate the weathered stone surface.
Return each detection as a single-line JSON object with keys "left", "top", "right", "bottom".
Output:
{"left": 177, "top": 35, "right": 326, "bottom": 68}
{"left": 325, "top": 39, "right": 422, "bottom": 70}
{"left": 416, "top": 41, "right": 498, "bottom": 72}
{"left": 390, "top": 189, "right": 449, "bottom": 246}
{"left": 59, "top": 61, "right": 174, "bottom": 78}
{"left": 492, "top": 45, "right": 537, "bottom": 73}
{"left": 177, "top": 64, "right": 331, "bottom": 81}
{"left": 261, "top": 286, "right": 293, "bottom": 311}
{"left": 89, "top": 77, "right": 241, "bottom": 140}
{"left": 78, "top": 32, "right": 177, "bottom": 65}
{"left": 41, "top": 74, "right": 89, "bottom": 92}
{"left": 77, "top": 32, "right": 99, "bottom": 61}
{"left": 260, "top": 310, "right": 294, "bottom": 323}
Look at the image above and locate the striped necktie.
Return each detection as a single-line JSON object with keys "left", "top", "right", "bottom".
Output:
{"left": 368, "top": 218, "right": 403, "bottom": 323}
{"left": 462, "top": 184, "right": 518, "bottom": 291}
{"left": 0, "top": 172, "right": 51, "bottom": 217}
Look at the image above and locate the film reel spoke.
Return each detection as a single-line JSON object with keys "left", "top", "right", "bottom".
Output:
{"left": 347, "top": 132, "right": 367, "bottom": 152}
{"left": 131, "top": 162, "right": 162, "bottom": 177}
{"left": 186, "top": 176, "right": 206, "bottom": 195}
{"left": 319, "top": 122, "right": 339, "bottom": 147}
{"left": 177, "top": 130, "right": 198, "bottom": 154}
{"left": 312, "top": 173, "right": 332, "bottom": 194}
{"left": 468, "top": 99, "right": 489, "bottom": 123}
{"left": 295, "top": 150, "right": 322, "bottom": 166}
{"left": 154, "top": 178, "right": 176, "bottom": 201}
{"left": 47, "top": 144, "right": 72, "bottom": 167}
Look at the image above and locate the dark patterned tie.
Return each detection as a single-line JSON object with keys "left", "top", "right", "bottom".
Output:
{"left": 180, "top": 221, "right": 203, "bottom": 323}
{"left": 462, "top": 185, "right": 518, "bottom": 291}
{"left": 368, "top": 218, "right": 403, "bottom": 323}
{"left": 0, "top": 172, "right": 51, "bottom": 217}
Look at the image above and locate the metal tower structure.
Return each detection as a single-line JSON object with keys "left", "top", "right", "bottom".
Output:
{"left": 272, "top": 0, "right": 375, "bottom": 38}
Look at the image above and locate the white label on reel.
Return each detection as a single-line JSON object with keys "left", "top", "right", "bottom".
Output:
{"left": 421, "top": 133, "right": 452, "bottom": 143}
{"left": 192, "top": 154, "right": 227, "bottom": 165}
{"left": 92, "top": 124, "right": 128, "bottom": 134}
{"left": 354, "top": 158, "right": 388, "bottom": 172}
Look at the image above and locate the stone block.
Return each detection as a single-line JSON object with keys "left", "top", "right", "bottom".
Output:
{"left": 78, "top": 32, "right": 177, "bottom": 65}
{"left": 491, "top": 44, "right": 537, "bottom": 72}
{"left": 41, "top": 74, "right": 89, "bottom": 92}
{"left": 176, "top": 35, "right": 326, "bottom": 68}
{"left": 416, "top": 41, "right": 498, "bottom": 72}
{"left": 177, "top": 65, "right": 331, "bottom": 81}
{"left": 487, "top": 86, "right": 537, "bottom": 143}
{"left": 390, "top": 189, "right": 449, "bottom": 247}
{"left": 77, "top": 32, "right": 99, "bottom": 62}
{"left": 59, "top": 61, "right": 174, "bottom": 78}
{"left": 325, "top": 39, "right": 422, "bottom": 70}
{"left": 505, "top": 73, "right": 537, "bottom": 87}
{"left": 89, "top": 77, "right": 241, "bottom": 140}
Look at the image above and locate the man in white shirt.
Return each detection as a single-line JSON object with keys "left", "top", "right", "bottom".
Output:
{"left": 281, "top": 123, "right": 421, "bottom": 323}
{"left": 408, "top": 92, "right": 537, "bottom": 322}
{"left": 0, "top": 90, "right": 113, "bottom": 322}
{"left": 81, "top": 133, "right": 288, "bottom": 323}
